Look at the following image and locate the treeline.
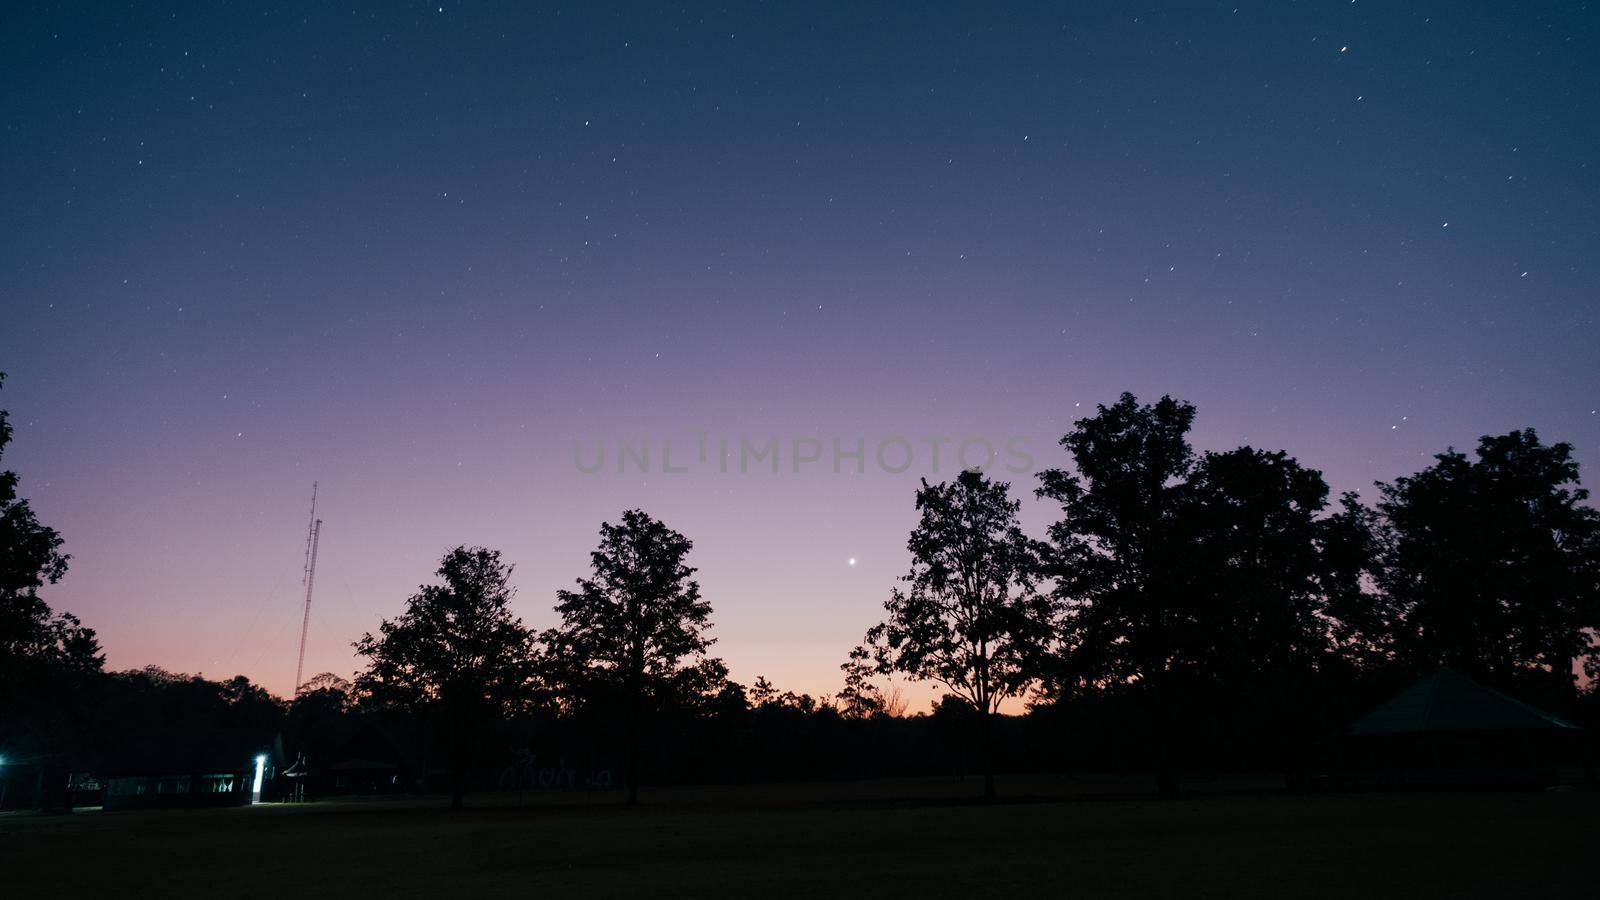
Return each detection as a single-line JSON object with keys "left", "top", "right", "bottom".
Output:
{"left": 3, "top": 384, "right": 1598, "bottom": 807}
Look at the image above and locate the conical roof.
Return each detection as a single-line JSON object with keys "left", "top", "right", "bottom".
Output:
{"left": 1349, "top": 668, "right": 1580, "bottom": 735}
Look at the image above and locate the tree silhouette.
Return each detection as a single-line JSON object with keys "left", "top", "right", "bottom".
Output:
{"left": 544, "top": 509, "right": 715, "bottom": 805}
{"left": 1177, "top": 446, "right": 1331, "bottom": 785}
{"left": 0, "top": 373, "right": 103, "bottom": 811}
{"left": 1319, "top": 491, "right": 1397, "bottom": 674}
{"left": 866, "top": 470, "right": 1049, "bottom": 800}
{"left": 748, "top": 675, "right": 778, "bottom": 708}
{"left": 837, "top": 645, "right": 885, "bottom": 719}
{"left": 0, "top": 372, "right": 96, "bottom": 671}
{"left": 1181, "top": 448, "right": 1330, "bottom": 678}
{"left": 354, "top": 546, "right": 537, "bottom": 809}
{"left": 295, "top": 672, "right": 353, "bottom": 708}
{"left": 1037, "top": 392, "right": 1196, "bottom": 799}
{"left": 1372, "top": 430, "right": 1600, "bottom": 705}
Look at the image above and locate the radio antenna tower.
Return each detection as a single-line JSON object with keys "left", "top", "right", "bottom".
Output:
{"left": 294, "top": 482, "right": 322, "bottom": 696}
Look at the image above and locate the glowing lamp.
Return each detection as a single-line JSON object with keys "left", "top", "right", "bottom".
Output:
{"left": 251, "top": 754, "right": 267, "bottom": 802}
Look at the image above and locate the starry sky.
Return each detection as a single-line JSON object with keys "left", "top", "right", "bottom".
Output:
{"left": 3, "top": 2, "right": 1597, "bottom": 704}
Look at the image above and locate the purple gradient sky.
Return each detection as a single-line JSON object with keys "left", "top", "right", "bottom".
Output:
{"left": 3, "top": 2, "right": 1597, "bottom": 704}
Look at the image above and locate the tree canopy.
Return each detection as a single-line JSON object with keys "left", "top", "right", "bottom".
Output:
{"left": 544, "top": 509, "right": 716, "bottom": 803}
{"left": 1037, "top": 392, "right": 1197, "bottom": 697}
{"left": 866, "top": 469, "right": 1049, "bottom": 798}
{"left": 354, "top": 546, "right": 537, "bottom": 807}
{"left": 1177, "top": 446, "right": 1331, "bottom": 688}
{"left": 0, "top": 373, "right": 103, "bottom": 811}
{"left": 0, "top": 372, "right": 99, "bottom": 677}
{"left": 1036, "top": 394, "right": 1338, "bottom": 796}
{"left": 1370, "top": 430, "right": 1600, "bottom": 700}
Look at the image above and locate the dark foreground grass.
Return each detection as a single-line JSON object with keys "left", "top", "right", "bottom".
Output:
{"left": 4, "top": 777, "right": 1593, "bottom": 898}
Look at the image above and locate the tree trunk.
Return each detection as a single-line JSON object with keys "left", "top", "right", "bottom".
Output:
{"left": 626, "top": 667, "right": 641, "bottom": 806}
{"left": 36, "top": 759, "right": 70, "bottom": 815}
{"left": 445, "top": 702, "right": 465, "bottom": 810}
{"left": 1154, "top": 680, "right": 1179, "bottom": 800}
{"left": 1279, "top": 671, "right": 1301, "bottom": 792}
{"left": 980, "top": 706, "right": 996, "bottom": 801}
{"left": 1150, "top": 592, "right": 1179, "bottom": 801}
{"left": 625, "top": 718, "right": 639, "bottom": 806}
{"left": 449, "top": 726, "right": 465, "bottom": 810}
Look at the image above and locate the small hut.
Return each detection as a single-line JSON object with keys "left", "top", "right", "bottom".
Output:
{"left": 1345, "top": 668, "right": 1581, "bottom": 788}
{"left": 319, "top": 720, "right": 430, "bottom": 795}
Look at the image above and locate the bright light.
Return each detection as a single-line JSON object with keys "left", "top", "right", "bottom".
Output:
{"left": 848, "top": 558, "right": 857, "bottom": 566}
{"left": 251, "top": 754, "right": 266, "bottom": 802}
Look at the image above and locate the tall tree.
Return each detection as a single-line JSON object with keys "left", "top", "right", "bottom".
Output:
{"left": 545, "top": 509, "right": 715, "bottom": 805}
{"left": 1373, "top": 430, "right": 1600, "bottom": 705}
{"left": 866, "top": 470, "right": 1049, "bottom": 800}
{"left": 1037, "top": 392, "right": 1196, "bottom": 799}
{"left": 1179, "top": 447, "right": 1330, "bottom": 683}
{"left": 354, "top": 546, "right": 537, "bottom": 809}
{"left": 0, "top": 373, "right": 103, "bottom": 811}
{"left": 1177, "top": 446, "right": 1332, "bottom": 784}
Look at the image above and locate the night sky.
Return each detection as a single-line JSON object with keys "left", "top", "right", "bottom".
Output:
{"left": 3, "top": 2, "right": 1597, "bottom": 703}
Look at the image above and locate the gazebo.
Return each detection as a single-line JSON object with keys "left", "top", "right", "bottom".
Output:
{"left": 1345, "top": 668, "right": 1583, "bottom": 788}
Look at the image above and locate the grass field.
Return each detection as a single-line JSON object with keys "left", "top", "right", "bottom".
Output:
{"left": 4, "top": 776, "right": 1593, "bottom": 898}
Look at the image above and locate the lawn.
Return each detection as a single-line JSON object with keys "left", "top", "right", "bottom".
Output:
{"left": 4, "top": 777, "right": 1593, "bottom": 898}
